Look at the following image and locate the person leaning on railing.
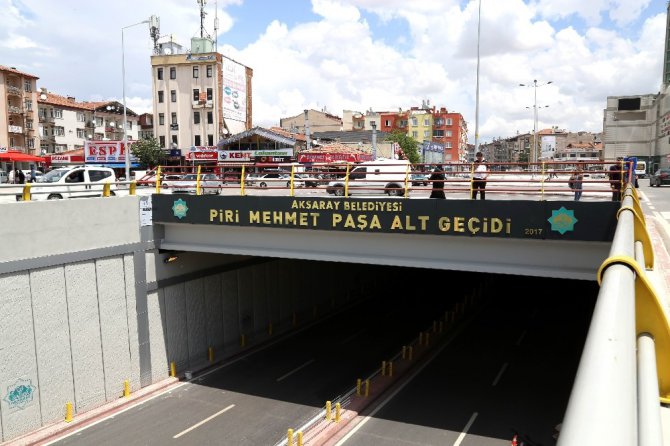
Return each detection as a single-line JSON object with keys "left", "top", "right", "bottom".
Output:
{"left": 608, "top": 157, "right": 623, "bottom": 202}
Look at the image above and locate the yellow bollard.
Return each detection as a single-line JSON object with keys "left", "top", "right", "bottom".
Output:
{"left": 335, "top": 402, "right": 341, "bottom": 423}
{"left": 155, "top": 167, "right": 162, "bottom": 194}
{"left": 364, "top": 379, "right": 370, "bottom": 397}
{"left": 129, "top": 181, "right": 137, "bottom": 196}
{"left": 388, "top": 361, "right": 393, "bottom": 377}
{"left": 208, "top": 347, "right": 214, "bottom": 362}
{"left": 22, "top": 183, "right": 32, "bottom": 201}
{"left": 269, "top": 322, "right": 273, "bottom": 336}
{"left": 123, "top": 380, "right": 130, "bottom": 398}
{"left": 240, "top": 334, "right": 246, "bottom": 347}
{"left": 103, "top": 183, "right": 111, "bottom": 197}
{"left": 170, "top": 361, "right": 176, "bottom": 377}
{"left": 381, "top": 361, "right": 386, "bottom": 376}
{"left": 65, "top": 402, "right": 73, "bottom": 422}
{"left": 287, "top": 428, "right": 294, "bottom": 446}
{"left": 356, "top": 378, "right": 362, "bottom": 396}
{"left": 326, "top": 400, "right": 332, "bottom": 421}
{"left": 297, "top": 431, "right": 303, "bottom": 446}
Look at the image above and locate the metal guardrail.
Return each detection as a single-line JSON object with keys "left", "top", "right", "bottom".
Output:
{"left": 0, "top": 181, "right": 137, "bottom": 201}
{"left": 558, "top": 184, "right": 670, "bottom": 446}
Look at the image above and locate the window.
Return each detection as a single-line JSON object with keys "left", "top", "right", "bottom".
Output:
{"left": 76, "top": 128, "right": 85, "bottom": 138}
{"left": 128, "top": 121, "right": 133, "bottom": 130}
{"left": 194, "top": 112, "right": 200, "bottom": 124}
{"left": 27, "top": 138, "right": 34, "bottom": 148}
{"left": 433, "top": 130, "right": 444, "bottom": 137}
{"left": 424, "top": 130, "right": 430, "bottom": 138}
{"left": 96, "top": 117, "right": 103, "bottom": 127}
{"left": 170, "top": 67, "right": 176, "bottom": 79}
{"left": 171, "top": 90, "right": 176, "bottom": 102}
{"left": 412, "top": 131, "right": 418, "bottom": 138}
{"left": 207, "top": 111, "right": 213, "bottom": 124}
{"left": 158, "top": 91, "right": 164, "bottom": 103}
{"left": 171, "top": 112, "right": 177, "bottom": 125}
{"left": 54, "top": 126, "right": 65, "bottom": 136}
{"left": 424, "top": 119, "right": 430, "bottom": 126}
{"left": 88, "top": 170, "right": 112, "bottom": 182}
{"left": 207, "top": 88, "right": 213, "bottom": 101}
{"left": 434, "top": 118, "right": 444, "bottom": 126}
{"left": 193, "top": 89, "right": 200, "bottom": 101}
{"left": 446, "top": 130, "right": 452, "bottom": 137}
{"left": 24, "top": 80, "right": 31, "bottom": 92}
{"left": 398, "top": 120, "right": 407, "bottom": 128}
{"left": 159, "top": 135, "right": 165, "bottom": 147}
{"left": 77, "top": 112, "right": 85, "bottom": 122}
{"left": 193, "top": 66, "right": 199, "bottom": 78}
{"left": 54, "top": 109, "right": 63, "bottom": 119}
{"left": 384, "top": 120, "right": 391, "bottom": 127}
{"left": 194, "top": 135, "right": 201, "bottom": 146}
{"left": 206, "top": 65, "right": 212, "bottom": 77}
{"left": 446, "top": 118, "right": 453, "bottom": 126}
{"left": 24, "top": 100, "right": 32, "bottom": 111}
{"left": 159, "top": 113, "right": 165, "bottom": 125}
{"left": 172, "top": 135, "right": 178, "bottom": 145}
{"left": 208, "top": 134, "right": 214, "bottom": 146}
{"left": 157, "top": 67, "right": 163, "bottom": 80}
{"left": 445, "top": 142, "right": 452, "bottom": 148}
{"left": 411, "top": 118, "right": 418, "bottom": 126}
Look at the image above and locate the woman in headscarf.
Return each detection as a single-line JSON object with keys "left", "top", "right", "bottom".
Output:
{"left": 429, "top": 164, "right": 445, "bottom": 199}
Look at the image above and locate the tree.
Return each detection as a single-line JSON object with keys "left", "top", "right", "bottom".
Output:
{"left": 383, "top": 130, "right": 421, "bottom": 164}
{"left": 130, "top": 137, "right": 165, "bottom": 168}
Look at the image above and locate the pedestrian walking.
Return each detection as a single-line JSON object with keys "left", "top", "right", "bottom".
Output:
{"left": 16, "top": 169, "right": 25, "bottom": 184}
{"left": 429, "top": 164, "right": 445, "bottom": 199}
{"left": 471, "top": 152, "right": 487, "bottom": 200}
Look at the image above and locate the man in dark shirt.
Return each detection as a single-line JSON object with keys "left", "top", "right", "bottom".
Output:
{"left": 608, "top": 157, "right": 623, "bottom": 201}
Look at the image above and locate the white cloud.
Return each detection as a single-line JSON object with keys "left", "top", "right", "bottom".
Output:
{"left": 0, "top": 0, "right": 664, "bottom": 145}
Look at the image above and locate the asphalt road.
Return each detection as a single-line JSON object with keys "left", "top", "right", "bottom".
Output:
{"left": 332, "top": 276, "right": 597, "bottom": 446}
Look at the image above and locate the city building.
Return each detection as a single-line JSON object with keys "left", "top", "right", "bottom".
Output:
{"left": 0, "top": 65, "right": 39, "bottom": 156}
{"left": 138, "top": 113, "right": 154, "bottom": 140}
{"left": 281, "top": 109, "right": 343, "bottom": 133}
{"left": 37, "top": 90, "right": 140, "bottom": 154}
{"left": 151, "top": 37, "right": 253, "bottom": 152}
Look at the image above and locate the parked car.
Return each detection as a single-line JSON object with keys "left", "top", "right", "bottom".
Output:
{"left": 246, "top": 172, "right": 305, "bottom": 188}
{"left": 410, "top": 173, "right": 429, "bottom": 186}
{"left": 18, "top": 166, "right": 116, "bottom": 200}
{"left": 168, "top": 173, "right": 221, "bottom": 194}
{"left": 295, "top": 173, "right": 320, "bottom": 188}
{"left": 22, "top": 170, "right": 44, "bottom": 183}
{"left": 649, "top": 168, "right": 670, "bottom": 187}
{"left": 0, "top": 170, "right": 8, "bottom": 183}
{"left": 326, "top": 159, "right": 411, "bottom": 196}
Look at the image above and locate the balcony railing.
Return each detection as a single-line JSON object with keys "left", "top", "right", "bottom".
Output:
{"left": 8, "top": 105, "right": 23, "bottom": 115}
{"left": 8, "top": 125, "right": 23, "bottom": 134}
{"left": 7, "top": 85, "right": 22, "bottom": 96}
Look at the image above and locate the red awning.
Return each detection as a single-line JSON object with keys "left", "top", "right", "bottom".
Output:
{"left": 0, "top": 151, "right": 46, "bottom": 162}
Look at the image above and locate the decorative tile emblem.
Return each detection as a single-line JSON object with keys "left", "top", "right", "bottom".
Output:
{"left": 172, "top": 199, "right": 188, "bottom": 219}
{"left": 547, "top": 206, "right": 578, "bottom": 235}
{"left": 3, "top": 379, "right": 36, "bottom": 410}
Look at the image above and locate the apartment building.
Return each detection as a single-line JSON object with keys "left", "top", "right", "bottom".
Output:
{"left": 0, "top": 65, "right": 39, "bottom": 154}
{"left": 37, "top": 90, "right": 140, "bottom": 154}
{"left": 151, "top": 37, "right": 253, "bottom": 151}
{"left": 379, "top": 109, "right": 409, "bottom": 134}
{"left": 281, "top": 109, "right": 343, "bottom": 133}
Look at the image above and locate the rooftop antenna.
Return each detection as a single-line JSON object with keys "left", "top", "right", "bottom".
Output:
{"left": 150, "top": 15, "right": 161, "bottom": 54}
{"left": 198, "top": 0, "right": 207, "bottom": 38}
{"left": 214, "top": 0, "right": 219, "bottom": 51}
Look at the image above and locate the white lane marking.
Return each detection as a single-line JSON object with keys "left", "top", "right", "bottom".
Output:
{"left": 276, "top": 359, "right": 315, "bottom": 382}
{"left": 173, "top": 404, "right": 235, "bottom": 439}
{"left": 492, "top": 362, "right": 508, "bottom": 387}
{"left": 453, "top": 412, "right": 479, "bottom": 446}
{"left": 516, "top": 329, "right": 527, "bottom": 346}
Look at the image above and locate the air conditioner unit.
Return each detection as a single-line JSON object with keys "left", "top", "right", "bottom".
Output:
{"left": 109, "top": 122, "right": 116, "bottom": 127}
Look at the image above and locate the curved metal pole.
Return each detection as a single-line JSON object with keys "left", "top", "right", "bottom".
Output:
{"left": 473, "top": 0, "right": 482, "bottom": 157}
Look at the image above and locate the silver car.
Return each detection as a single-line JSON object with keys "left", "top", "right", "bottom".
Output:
{"left": 246, "top": 172, "right": 304, "bottom": 188}
{"left": 169, "top": 173, "right": 221, "bottom": 194}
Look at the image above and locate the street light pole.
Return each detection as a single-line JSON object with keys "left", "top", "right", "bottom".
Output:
{"left": 519, "top": 79, "right": 552, "bottom": 166}
{"left": 122, "top": 18, "right": 151, "bottom": 181}
{"left": 474, "top": 0, "right": 482, "bottom": 158}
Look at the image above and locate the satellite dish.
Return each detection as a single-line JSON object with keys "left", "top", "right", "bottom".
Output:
{"left": 39, "top": 93, "right": 47, "bottom": 100}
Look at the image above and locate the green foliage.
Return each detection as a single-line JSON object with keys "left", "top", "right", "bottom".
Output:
{"left": 383, "top": 130, "right": 421, "bottom": 164}
{"left": 130, "top": 137, "right": 165, "bottom": 168}
{"left": 518, "top": 149, "right": 529, "bottom": 163}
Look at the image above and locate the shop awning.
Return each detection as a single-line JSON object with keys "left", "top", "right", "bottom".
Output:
{"left": 0, "top": 151, "right": 46, "bottom": 162}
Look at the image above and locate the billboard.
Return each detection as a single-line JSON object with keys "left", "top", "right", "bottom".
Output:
{"left": 540, "top": 135, "right": 557, "bottom": 161}
{"left": 84, "top": 141, "right": 136, "bottom": 164}
{"left": 222, "top": 58, "right": 247, "bottom": 123}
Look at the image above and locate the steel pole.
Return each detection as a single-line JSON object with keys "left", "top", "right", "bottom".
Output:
{"left": 474, "top": 0, "right": 482, "bottom": 156}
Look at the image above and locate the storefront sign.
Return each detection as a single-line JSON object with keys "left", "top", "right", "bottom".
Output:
{"left": 84, "top": 141, "right": 135, "bottom": 164}
{"left": 49, "top": 154, "right": 85, "bottom": 164}
{"left": 297, "top": 153, "right": 373, "bottom": 163}
{"left": 219, "top": 151, "right": 254, "bottom": 162}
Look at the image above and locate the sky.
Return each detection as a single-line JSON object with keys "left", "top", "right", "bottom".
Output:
{"left": 2, "top": 0, "right": 667, "bottom": 145}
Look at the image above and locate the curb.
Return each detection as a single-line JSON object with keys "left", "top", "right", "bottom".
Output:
{"left": 3, "top": 377, "right": 181, "bottom": 446}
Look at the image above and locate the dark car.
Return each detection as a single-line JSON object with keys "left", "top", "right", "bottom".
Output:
{"left": 410, "top": 173, "right": 429, "bottom": 186}
{"left": 649, "top": 168, "right": 670, "bottom": 187}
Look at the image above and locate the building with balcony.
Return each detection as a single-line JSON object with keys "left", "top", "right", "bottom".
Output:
{"left": 138, "top": 113, "right": 154, "bottom": 140}
{"left": 0, "top": 65, "right": 39, "bottom": 158}
{"left": 151, "top": 37, "right": 253, "bottom": 151}
{"left": 37, "top": 90, "right": 140, "bottom": 154}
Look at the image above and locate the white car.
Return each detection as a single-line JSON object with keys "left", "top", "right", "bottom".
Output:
{"left": 168, "top": 173, "right": 221, "bottom": 195}
{"left": 246, "top": 172, "right": 304, "bottom": 188}
{"left": 18, "top": 166, "right": 116, "bottom": 200}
